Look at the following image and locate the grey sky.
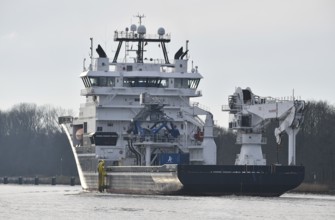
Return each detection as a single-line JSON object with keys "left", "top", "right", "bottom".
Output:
{"left": 1, "top": 0, "right": 334, "bottom": 127}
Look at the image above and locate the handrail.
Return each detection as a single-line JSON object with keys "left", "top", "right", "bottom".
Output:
{"left": 114, "top": 32, "right": 171, "bottom": 41}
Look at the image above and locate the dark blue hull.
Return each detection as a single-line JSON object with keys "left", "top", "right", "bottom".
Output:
{"left": 177, "top": 165, "right": 305, "bottom": 196}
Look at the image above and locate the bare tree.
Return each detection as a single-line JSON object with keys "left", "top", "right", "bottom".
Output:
{"left": 0, "top": 103, "right": 77, "bottom": 177}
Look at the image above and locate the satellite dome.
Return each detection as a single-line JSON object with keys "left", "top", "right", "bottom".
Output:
{"left": 137, "top": 25, "right": 146, "bottom": 34}
{"left": 130, "top": 24, "right": 137, "bottom": 32}
{"left": 157, "top": 27, "right": 165, "bottom": 36}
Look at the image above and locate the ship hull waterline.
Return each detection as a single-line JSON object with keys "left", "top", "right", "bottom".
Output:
{"left": 81, "top": 164, "right": 305, "bottom": 197}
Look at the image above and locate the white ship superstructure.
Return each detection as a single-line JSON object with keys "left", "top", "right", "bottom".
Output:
{"left": 59, "top": 17, "right": 216, "bottom": 191}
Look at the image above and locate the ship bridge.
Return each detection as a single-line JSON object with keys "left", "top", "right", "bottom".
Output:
{"left": 80, "top": 21, "right": 202, "bottom": 97}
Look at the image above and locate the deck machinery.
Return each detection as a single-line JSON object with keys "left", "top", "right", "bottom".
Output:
{"left": 223, "top": 87, "right": 305, "bottom": 166}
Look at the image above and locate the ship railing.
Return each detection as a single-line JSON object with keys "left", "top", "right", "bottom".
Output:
{"left": 227, "top": 121, "right": 252, "bottom": 130}
{"left": 88, "top": 58, "right": 170, "bottom": 71}
{"left": 254, "top": 96, "right": 299, "bottom": 105}
{"left": 235, "top": 154, "right": 266, "bottom": 159}
{"left": 112, "top": 58, "right": 168, "bottom": 65}
{"left": 131, "top": 134, "right": 182, "bottom": 145}
{"left": 235, "top": 136, "right": 267, "bottom": 145}
{"left": 114, "top": 32, "right": 171, "bottom": 41}
{"left": 190, "top": 101, "right": 210, "bottom": 112}
{"left": 223, "top": 98, "right": 294, "bottom": 109}
{"left": 236, "top": 136, "right": 267, "bottom": 145}
{"left": 222, "top": 97, "right": 297, "bottom": 110}
{"left": 261, "top": 96, "right": 300, "bottom": 103}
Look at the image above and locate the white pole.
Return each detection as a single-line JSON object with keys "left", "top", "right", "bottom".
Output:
{"left": 145, "top": 145, "right": 151, "bottom": 166}
{"left": 287, "top": 128, "right": 298, "bottom": 165}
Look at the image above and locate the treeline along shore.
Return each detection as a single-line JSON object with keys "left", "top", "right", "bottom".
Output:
{"left": 0, "top": 102, "right": 334, "bottom": 192}
{"left": 0, "top": 104, "right": 78, "bottom": 179}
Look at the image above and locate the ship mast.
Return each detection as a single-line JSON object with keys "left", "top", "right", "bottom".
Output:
{"left": 135, "top": 14, "right": 145, "bottom": 25}
{"left": 112, "top": 14, "right": 171, "bottom": 64}
{"left": 135, "top": 14, "right": 145, "bottom": 63}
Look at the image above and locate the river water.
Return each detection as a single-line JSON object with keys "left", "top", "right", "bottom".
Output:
{"left": 0, "top": 185, "right": 334, "bottom": 220}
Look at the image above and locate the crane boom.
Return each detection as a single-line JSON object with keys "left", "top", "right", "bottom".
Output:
{"left": 223, "top": 87, "right": 305, "bottom": 165}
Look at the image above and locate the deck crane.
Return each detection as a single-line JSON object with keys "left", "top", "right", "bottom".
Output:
{"left": 127, "top": 93, "right": 180, "bottom": 139}
{"left": 223, "top": 87, "right": 305, "bottom": 166}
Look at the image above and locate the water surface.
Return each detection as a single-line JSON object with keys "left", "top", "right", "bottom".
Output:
{"left": 0, "top": 185, "right": 334, "bottom": 219}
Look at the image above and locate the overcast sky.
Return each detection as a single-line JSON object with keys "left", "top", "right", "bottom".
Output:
{"left": 1, "top": 0, "right": 334, "bottom": 127}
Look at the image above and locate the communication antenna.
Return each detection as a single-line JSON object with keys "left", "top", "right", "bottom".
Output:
{"left": 134, "top": 14, "right": 145, "bottom": 25}
{"left": 125, "top": 27, "right": 129, "bottom": 62}
{"left": 89, "top": 38, "right": 93, "bottom": 70}
{"left": 186, "top": 40, "right": 190, "bottom": 59}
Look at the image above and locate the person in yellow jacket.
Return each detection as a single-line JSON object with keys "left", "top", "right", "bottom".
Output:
{"left": 97, "top": 160, "right": 107, "bottom": 192}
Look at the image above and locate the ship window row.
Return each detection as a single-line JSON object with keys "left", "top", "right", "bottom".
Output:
{"left": 82, "top": 76, "right": 200, "bottom": 89}
{"left": 89, "top": 77, "right": 115, "bottom": 87}
{"left": 82, "top": 76, "right": 115, "bottom": 88}
{"left": 123, "top": 77, "right": 168, "bottom": 88}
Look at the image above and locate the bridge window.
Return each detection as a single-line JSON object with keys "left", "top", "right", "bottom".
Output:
{"left": 188, "top": 79, "right": 200, "bottom": 89}
{"left": 126, "top": 65, "right": 133, "bottom": 71}
{"left": 123, "top": 78, "right": 168, "bottom": 88}
{"left": 89, "top": 77, "right": 99, "bottom": 86}
{"left": 92, "top": 132, "right": 118, "bottom": 146}
{"left": 88, "top": 77, "right": 115, "bottom": 87}
{"left": 82, "top": 76, "right": 91, "bottom": 88}
{"left": 174, "top": 79, "right": 200, "bottom": 89}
